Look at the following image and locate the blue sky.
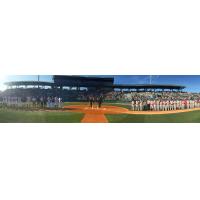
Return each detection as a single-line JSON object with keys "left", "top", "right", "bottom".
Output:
{"left": 0, "top": 75, "right": 200, "bottom": 92}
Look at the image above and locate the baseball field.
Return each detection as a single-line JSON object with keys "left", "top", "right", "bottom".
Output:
{"left": 1, "top": 102, "right": 200, "bottom": 123}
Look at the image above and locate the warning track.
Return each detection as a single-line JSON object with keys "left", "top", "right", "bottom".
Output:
{"left": 63, "top": 105, "right": 200, "bottom": 123}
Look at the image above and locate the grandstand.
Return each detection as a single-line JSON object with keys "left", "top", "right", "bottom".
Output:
{"left": 53, "top": 75, "right": 114, "bottom": 89}
{"left": 4, "top": 76, "right": 185, "bottom": 91}
{"left": 0, "top": 76, "right": 186, "bottom": 102}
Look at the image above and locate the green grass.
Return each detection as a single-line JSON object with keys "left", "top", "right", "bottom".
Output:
{"left": 0, "top": 109, "right": 84, "bottom": 123}
{"left": 106, "top": 110, "right": 200, "bottom": 123}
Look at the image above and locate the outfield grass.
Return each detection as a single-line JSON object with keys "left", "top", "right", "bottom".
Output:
{"left": 106, "top": 110, "right": 200, "bottom": 123}
{"left": 0, "top": 109, "right": 84, "bottom": 123}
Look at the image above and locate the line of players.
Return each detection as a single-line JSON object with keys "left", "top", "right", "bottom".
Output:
{"left": 88, "top": 95, "right": 104, "bottom": 109}
{"left": 0, "top": 96, "right": 63, "bottom": 108}
{"left": 131, "top": 99, "right": 200, "bottom": 111}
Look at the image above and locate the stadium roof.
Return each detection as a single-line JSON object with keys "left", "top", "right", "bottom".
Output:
{"left": 53, "top": 75, "right": 114, "bottom": 87}
{"left": 4, "top": 80, "right": 186, "bottom": 90}
{"left": 4, "top": 81, "right": 54, "bottom": 87}
{"left": 53, "top": 75, "right": 114, "bottom": 82}
{"left": 113, "top": 84, "right": 185, "bottom": 90}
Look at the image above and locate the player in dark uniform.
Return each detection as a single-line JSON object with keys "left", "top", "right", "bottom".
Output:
{"left": 97, "top": 94, "right": 104, "bottom": 109}
{"left": 89, "top": 95, "right": 94, "bottom": 108}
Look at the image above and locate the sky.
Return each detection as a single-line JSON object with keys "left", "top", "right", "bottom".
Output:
{"left": 0, "top": 75, "right": 200, "bottom": 92}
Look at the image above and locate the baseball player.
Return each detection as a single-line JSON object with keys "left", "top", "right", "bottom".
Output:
{"left": 139, "top": 101, "right": 143, "bottom": 111}
{"left": 160, "top": 100, "right": 163, "bottom": 111}
{"left": 131, "top": 100, "right": 135, "bottom": 111}
{"left": 156, "top": 100, "right": 160, "bottom": 111}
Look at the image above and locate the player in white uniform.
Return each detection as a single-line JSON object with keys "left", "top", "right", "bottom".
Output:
{"left": 173, "top": 100, "right": 176, "bottom": 110}
{"left": 171, "top": 100, "right": 174, "bottom": 110}
{"left": 183, "top": 100, "right": 186, "bottom": 109}
{"left": 167, "top": 100, "right": 170, "bottom": 111}
{"left": 186, "top": 100, "right": 190, "bottom": 109}
{"left": 179, "top": 100, "right": 182, "bottom": 110}
{"left": 163, "top": 100, "right": 167, "bottom": 111}
{"left": 17, "top": 97, "right": 22, "bottom": 107}
{"left": 27, "top": 96, "right": 31, "bottom": 108}
{"left": 54, "top": 97, "right": 58, "bottom": 108}
{"left": 137, "top": 100, "right": 140, "bottom": 110}
{"left": 131, "top": 100, "right": 134, "bottom": 111}
{"left": 153, "top": 100, "right": 156, "bottom": 111}
{"left": 133, "top": 100, "right": 136, "bottom": 111}
{"left": 11, "top": 97, "right": 15, "bottom": 107}
{"left": 159, "top": 100, "right": 162, "bottom": 111}
{"left": 188, "top": 100, "right": 191, "bottom": 109}
{"left": 168, "top": 100, "right": 171, "bottom": 110}
{"left": 154, "top": 100, "right": 157, "bottom": 111}
{"left": 58, "top": 97, "right": 62, "bottom": 108}
{"left": 190, "top": 100, "right": 192, "bottom": 109}
{"left": 197, "top": 100, "right": 200, "bottom": 108}
{"left": 150, "top": 100, "right": 154, "bottom": 111}
{"left": 47, "top": 97, "right": 51, "bottom": 108}
{"left": 177, "top": 100, "right": 180, "bottom": 110}
{"left": 32, "top": 97, "right": 36, "bottom": 108}
{"left": 195, "top": 100, "right": 198, "bottom": 108}
{"left": 156, "top": 100, "right": 159, "bottom": 111}
{"left": 139, "top": 101, "right": 143, "bottom": 111}
{"left": 191, "top": 100, "right": 194, "bottom": 109}
{"left": 39, "top": 96, "right": 44, "bottom": 108}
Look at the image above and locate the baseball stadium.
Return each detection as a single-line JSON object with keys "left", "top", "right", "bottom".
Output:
{"left": 1, "top": 75, "right": 200, "bottom": 123}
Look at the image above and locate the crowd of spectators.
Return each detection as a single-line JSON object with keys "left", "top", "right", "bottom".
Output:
{"left": 105, "top": 91, "right": 200, "bottom": 101}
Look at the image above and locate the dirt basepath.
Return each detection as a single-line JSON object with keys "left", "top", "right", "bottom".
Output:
{"left": 81, "top": 113, "right": 108, "bottom": 123}
{"left": 63, "top": 105, "right": 200, "bottom": 123}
